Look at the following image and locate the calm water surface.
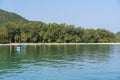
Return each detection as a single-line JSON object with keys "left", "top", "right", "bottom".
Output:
{"left": 0, "top": 45, "right": 120, "bottom": 80}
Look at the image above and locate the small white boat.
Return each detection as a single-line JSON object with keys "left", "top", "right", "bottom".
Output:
{"left": 17, "top": 45, "right": 24, "bottom": 51}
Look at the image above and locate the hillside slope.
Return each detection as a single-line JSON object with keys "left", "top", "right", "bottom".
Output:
{"left": 0, "top": 9, "right": 28, "bottom": 26}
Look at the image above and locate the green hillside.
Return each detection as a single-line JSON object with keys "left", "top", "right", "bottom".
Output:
{"left": 0, "top": 9, "right": 28, "bottom": 26}
{"left": 115, "top": 32, "right": 120, "bottom": 40}
{"left": 0, "top": 9, "right": 119, "bottom": 43}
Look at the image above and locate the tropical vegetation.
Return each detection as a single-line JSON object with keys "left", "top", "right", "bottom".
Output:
{"left": 0, "top": 9, "right": 119, "bottom": 43}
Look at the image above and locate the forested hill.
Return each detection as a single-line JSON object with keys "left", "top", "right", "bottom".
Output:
{"left": 0, "top": 9, "right": 120, "bottom": 43}
{"left": 0, "top": 9, "right": 28, "bottom": 26}
{"left": 115, "top": 32, "right": 120, "bottom": 41}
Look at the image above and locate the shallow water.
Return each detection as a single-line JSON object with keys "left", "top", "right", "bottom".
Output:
{"left": 0, "top": 45, "right": 120, "bottom": 80}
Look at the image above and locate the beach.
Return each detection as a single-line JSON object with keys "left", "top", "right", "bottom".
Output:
{"left": 0, "top": 43, "right": 120, "bottom": 46}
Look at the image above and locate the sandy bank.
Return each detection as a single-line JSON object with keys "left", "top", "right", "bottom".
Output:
{"left": 0, "top": 43, "right": 120, "bottom": 46}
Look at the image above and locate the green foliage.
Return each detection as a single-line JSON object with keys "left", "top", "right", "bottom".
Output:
{"left": 96, "top": 29, "right": 115, "bottom": 42}
{"left": 0, "top": 9, "right": 28, "bottom": 27}
{"left": 0, "top": 9, "right": 119, "bottom": 43}
{"left": 0, "top": 22, "right": 117, "bottom": 43}
{"left": 115, "top": 32, "right": 120, "bottom": 42}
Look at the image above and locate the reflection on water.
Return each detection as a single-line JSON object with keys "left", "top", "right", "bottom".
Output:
{"left": 0, "top": 45, "right": 120, "bottom": 80}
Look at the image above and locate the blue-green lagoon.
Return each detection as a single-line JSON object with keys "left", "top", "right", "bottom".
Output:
{"left": 0, "top": 44, "right": 120, "bottom": 80}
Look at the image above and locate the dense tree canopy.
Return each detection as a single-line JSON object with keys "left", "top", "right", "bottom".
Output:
{"left": 0, "top": 21, "right": 118, "bottom": 43}
{"left": 115, "top": 32, "right": 120, "bottom": 42}
{"left": 0, "top": 9, "right": 119, "bottom": 43}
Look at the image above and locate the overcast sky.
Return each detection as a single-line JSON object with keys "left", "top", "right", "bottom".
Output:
{"left": 0, "top": 0, "right": 120, "bottom": 33}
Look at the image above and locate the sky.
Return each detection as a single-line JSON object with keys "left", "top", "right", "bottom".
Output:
{"left": 0, "top": 0, "right": 120, "bottom": 33}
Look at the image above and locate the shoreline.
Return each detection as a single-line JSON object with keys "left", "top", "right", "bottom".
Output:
{"left": 0, "top": 43, "right": 120, "bottom": 46}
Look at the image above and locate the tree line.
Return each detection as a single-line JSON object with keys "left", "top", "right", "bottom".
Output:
{"left": 0, "top": 21, "right": 119, "bottom": 43}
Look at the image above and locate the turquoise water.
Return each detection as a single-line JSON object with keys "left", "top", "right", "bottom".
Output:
{"left": 0, "top": 45, "right": 120, "bottom": 80}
